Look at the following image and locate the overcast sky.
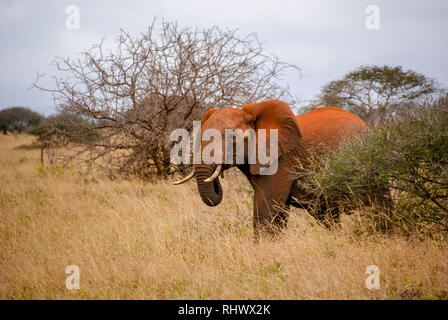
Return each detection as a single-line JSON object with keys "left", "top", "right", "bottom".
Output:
{"left": 1, "top": 0, "right": 447, "bottom": 115}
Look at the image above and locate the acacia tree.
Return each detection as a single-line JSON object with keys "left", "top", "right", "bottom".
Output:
{"left": 34, "top": 19, "right": 299, "bottom": 178}
{"left": 311, "top": 65, "right": 441, "bottom": 126}
{"left": 0, "top": 106, "right": 43, "bottom": 134}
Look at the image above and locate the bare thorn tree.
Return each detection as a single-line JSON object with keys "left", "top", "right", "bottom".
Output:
{"left": 34, "top": 18, "right": 300, "bottom": 178}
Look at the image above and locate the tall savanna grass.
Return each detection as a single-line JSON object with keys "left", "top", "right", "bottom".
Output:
{"left": 0, "top": 134, "right": 447, "bottom": 299}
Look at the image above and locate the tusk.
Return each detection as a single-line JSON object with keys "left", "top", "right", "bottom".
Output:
{"left": 204, "top": 165, "right": 222, "bottom": 183}
{"left": 173, "top": 170, "right": 195, "bottom": 185}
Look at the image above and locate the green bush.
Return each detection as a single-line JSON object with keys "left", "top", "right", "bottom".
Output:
{"left": 297, "top": 95, "right": 448, "bottom": 234}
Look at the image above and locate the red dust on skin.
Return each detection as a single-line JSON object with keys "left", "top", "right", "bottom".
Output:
{"left": 296, "top": 106, "right": 367, "bottom": 151}
{"left": 178, "top": 100, "right": 367, "bottom": 238}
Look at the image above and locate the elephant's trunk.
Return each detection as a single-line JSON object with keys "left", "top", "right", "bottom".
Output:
{"left": 194, "top": 164, "right": 223, "bottom": 206}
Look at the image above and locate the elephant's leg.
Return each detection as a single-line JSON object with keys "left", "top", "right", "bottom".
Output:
{"left": 254, "top": 193, "right": 289, "bottom": 237}
{"left": 253, "top": 192, "right": 290, "bottom": 239}
{"left": 288, "top": 179, "right": 341, "bottom": 228}
{"left": 252, "top": 194, "right": 273, "bottom": 239}
{"left": 251, "top": 173, "right": 293, "bottom": 239}
{"left": 287, "top": 179, "right": 313, "bottom": 210}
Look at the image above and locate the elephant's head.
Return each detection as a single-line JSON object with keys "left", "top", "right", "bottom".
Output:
{"left": 174, "top": 99, "right": 301, "bottom": 207}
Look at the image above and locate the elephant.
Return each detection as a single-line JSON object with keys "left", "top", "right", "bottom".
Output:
{"left": 174, "top": 99, "right": 367, "bottom": 238}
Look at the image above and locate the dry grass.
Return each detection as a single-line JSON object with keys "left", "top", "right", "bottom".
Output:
{"left": 0, "top": 134, "right": 447, "bottom": 300}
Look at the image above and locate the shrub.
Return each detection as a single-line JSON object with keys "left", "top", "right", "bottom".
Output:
{"left": 29, "top": 112, "right": 100, "bottom": 166}
{"left": 297, "top": 95, "right": 448, "bottom": 234}
{"left": 30, "top": 112, "right": 99, "bottom": 146}
{"left": 0, "top": 106, "right": 43, "bottom": 134}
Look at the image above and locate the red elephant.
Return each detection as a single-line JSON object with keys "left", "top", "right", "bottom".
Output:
{"left": 175, "top": 100, "right": 367, "bottom": 238}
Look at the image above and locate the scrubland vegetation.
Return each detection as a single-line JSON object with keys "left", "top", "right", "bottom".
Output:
{"left": 1, "top": 134, "right": 447, "bottom": 299}
{"left": 298, "top": 95, "right": 448, "bottom": 236}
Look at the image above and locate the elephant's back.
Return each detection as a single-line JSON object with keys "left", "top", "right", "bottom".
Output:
{"left": 295, "top": 106, "right": 367, "bottom": 150}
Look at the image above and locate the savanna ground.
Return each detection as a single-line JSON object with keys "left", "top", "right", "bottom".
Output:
{"left": 0, "top": 134, "right": 447, "bottom": 300}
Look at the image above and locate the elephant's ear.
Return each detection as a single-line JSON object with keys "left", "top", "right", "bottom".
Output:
{"left": 201, "top": 108, "right": 218, "bottom": 127}
{"left": 242, "top": 100, "right": 301, "bottom": 175}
